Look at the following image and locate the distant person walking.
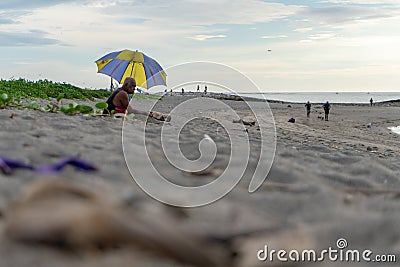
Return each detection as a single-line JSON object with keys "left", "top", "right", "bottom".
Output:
{"left": 323, "top": 101, "right": 331, "bottom": 121}
{"left": 197, "top": 85, "right": 200, "bottom": 93}
{"left": 204, "top": 85, "right": 207, "bottom": 94}
{"left": 370, "top": 97, "right": 373, "bottom": 106}
{"left": 305, "top": 101, "right": 312, "bottom": 118}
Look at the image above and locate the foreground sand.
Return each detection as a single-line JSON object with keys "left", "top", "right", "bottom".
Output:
{"left": 1, "top": 95, "right": 400, "bottom": 266}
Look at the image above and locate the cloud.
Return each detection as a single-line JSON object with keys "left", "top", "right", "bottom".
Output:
{"left": 0, "top": 9, "right": 29, "bottom": 25}
{"left": 0, "top": 30, "right": 59, "bottom": 46}
{"left": 0, "top": 0, "right": 303, "bottom": 50}
{"left": 103, "top": 0, "right": 303, "bottom": 26}
{"left": 83, "top": 1, "right": 118, "bottom": 8}
{"left": 187, "top": 34, "right": 226, "bottom": 41}
{"left": 299, "top": 5, "right": 400, "bottom": 25}
{"left": 322, "top": 0, "right": 400, "bottom": 4}
{"left": 0, "top": 18, "right": 14, "bottom": 24}
{"left": 261, "top": 35, "right": 288, "bottom": 39}
{"left": 0, "top": 0, "right": 78, "bottom": 9}
{"left": 294, "top": 27, "right": 313, "bottom": 33}
{"left": 308, "top": 32, "right": 336, "bottom": 40}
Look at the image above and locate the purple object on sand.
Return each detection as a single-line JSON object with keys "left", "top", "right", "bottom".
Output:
{"left": 0, "top": 156, "right": 97, "bottom": 175}
{"left": 0, "top": 157, "right": 34, "bottom": 174}
{"left": 36, "top": 157, "right": 98, "bottom": 174}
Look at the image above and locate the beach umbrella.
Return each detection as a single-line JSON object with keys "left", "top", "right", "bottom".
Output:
{"left": 95, "top": 49, "right": 167, "bottom": 89}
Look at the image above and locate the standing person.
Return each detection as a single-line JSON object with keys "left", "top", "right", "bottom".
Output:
{"left": 370, "top": 97, "right": 373, "bottom": 106}
{"left": 204, "top": 85, "right": 207, "bottom": 94}
{"left": 103, "top": 77, "right": 152, "bottom": 116}
{"left": 197, "top": 85, "right": 200, "bottom": 93}
{"left": 323, "top": 101, "right": 331, "bottom": 121}
{"left": 181, "top": 88, "right": 185, "bottom": 95}
{"left": 305, "top": 101, "right": 312, "bottom": 118}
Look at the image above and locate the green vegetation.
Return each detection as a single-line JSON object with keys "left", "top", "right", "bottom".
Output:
{"left": 14, "top": 94, "right": 105, "bottom": 115}
{"left": 0, "top": 78, "right": 161, "bottom": 100}
{"left": 0, "top": 79, "right": 110, "bottom": 115}
{"left": 0, "top": 78, "right": 110, "bottom": 100}
{"left": 0, "top": 78, "right": 160, "bottom": 117}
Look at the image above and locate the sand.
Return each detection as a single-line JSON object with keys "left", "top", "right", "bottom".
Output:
{"left": 1, "top": 95, "right": 400, "bottom": 266}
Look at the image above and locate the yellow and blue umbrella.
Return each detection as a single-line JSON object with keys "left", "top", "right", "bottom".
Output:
{"left": 95, "top": 49, "right": 167, "bottom": 89}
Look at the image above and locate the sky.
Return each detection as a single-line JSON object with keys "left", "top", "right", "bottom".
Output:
{"left": 1, "top": 0, "right": 400, "bottom": 92}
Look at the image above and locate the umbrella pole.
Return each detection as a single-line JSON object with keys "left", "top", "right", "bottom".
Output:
{"left": 130, "top": 61, "right": 134, "bottom": 78}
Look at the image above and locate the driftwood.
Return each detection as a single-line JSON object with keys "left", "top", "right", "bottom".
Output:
{"left": 151, "top": 111, "right": 171, "bottom": 122}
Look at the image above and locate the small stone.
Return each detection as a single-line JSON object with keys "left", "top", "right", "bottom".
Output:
{"left": 344, "top": 194, "right": 353, "bottom": 205}
{"left": 242, "top": 120, "right": 256, "bottom": 126}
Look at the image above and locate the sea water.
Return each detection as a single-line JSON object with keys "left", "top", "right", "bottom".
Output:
{"left": 236, "top": 92, "right": 400, "bottom": 104}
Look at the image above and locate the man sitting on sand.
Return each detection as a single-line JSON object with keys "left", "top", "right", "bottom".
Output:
{"left": 103, "top": 77, "right": 152, "bottom": 116}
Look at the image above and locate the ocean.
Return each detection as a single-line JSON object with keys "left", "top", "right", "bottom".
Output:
{"left": 236, "top": 92, "right": 400, "bottom": 104}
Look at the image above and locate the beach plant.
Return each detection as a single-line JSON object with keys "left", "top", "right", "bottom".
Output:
{"left": 42, "top": 98, "right": 60, "bottom": 113}
{"left": 95, "top": 102, "right": 110, "bottom": 115}
{"left": 94, "top": 102, "right": 115, "bottom": 116}
{"left": 0, "top": 93, "right": 26, "bottom": 109}
{"left": 0, "top": 78, "right": 110, "bottom": 100}
{"left": 27, "top": 101, "right": 42, "bottom": 110}
{"left": 12, "top": 96, "right": 23, "bottom": 108}
{"left": 59, "top": 102, "right": 94, "bottom": 115}
{"left": 41, "top": 93, "right": 64, "bottom": 113}
{"left": 0, "top": 93, "right": 12, "bottom": 107}
{"left": 125, "top": 113, "right": 135, "bottom": 120}
{"left": 45, "top": 93, "right": 65, "bottom": 112}
{"left": 78, "top": 105, "right": 94, "bottom": 114}
{"left": 56, "top": 93, "right": 65, "bottom": 102}
{"left": 41, "top": 93, "right": 94, "bottom": 115}
{"left": 60, "top": 102, "right": 78, "bottom": 114}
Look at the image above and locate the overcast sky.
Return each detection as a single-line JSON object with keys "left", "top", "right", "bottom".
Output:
{"left": 1, "top": 0, "right": 400, "bottom": 92}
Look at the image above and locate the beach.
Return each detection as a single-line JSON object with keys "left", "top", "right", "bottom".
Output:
{"left": 1, "top": 94, "right": 400, "bottom": 266}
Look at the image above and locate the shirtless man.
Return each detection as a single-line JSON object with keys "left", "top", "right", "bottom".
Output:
{"left": 103, "top": 77, "right": 151, "bottom": 116}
